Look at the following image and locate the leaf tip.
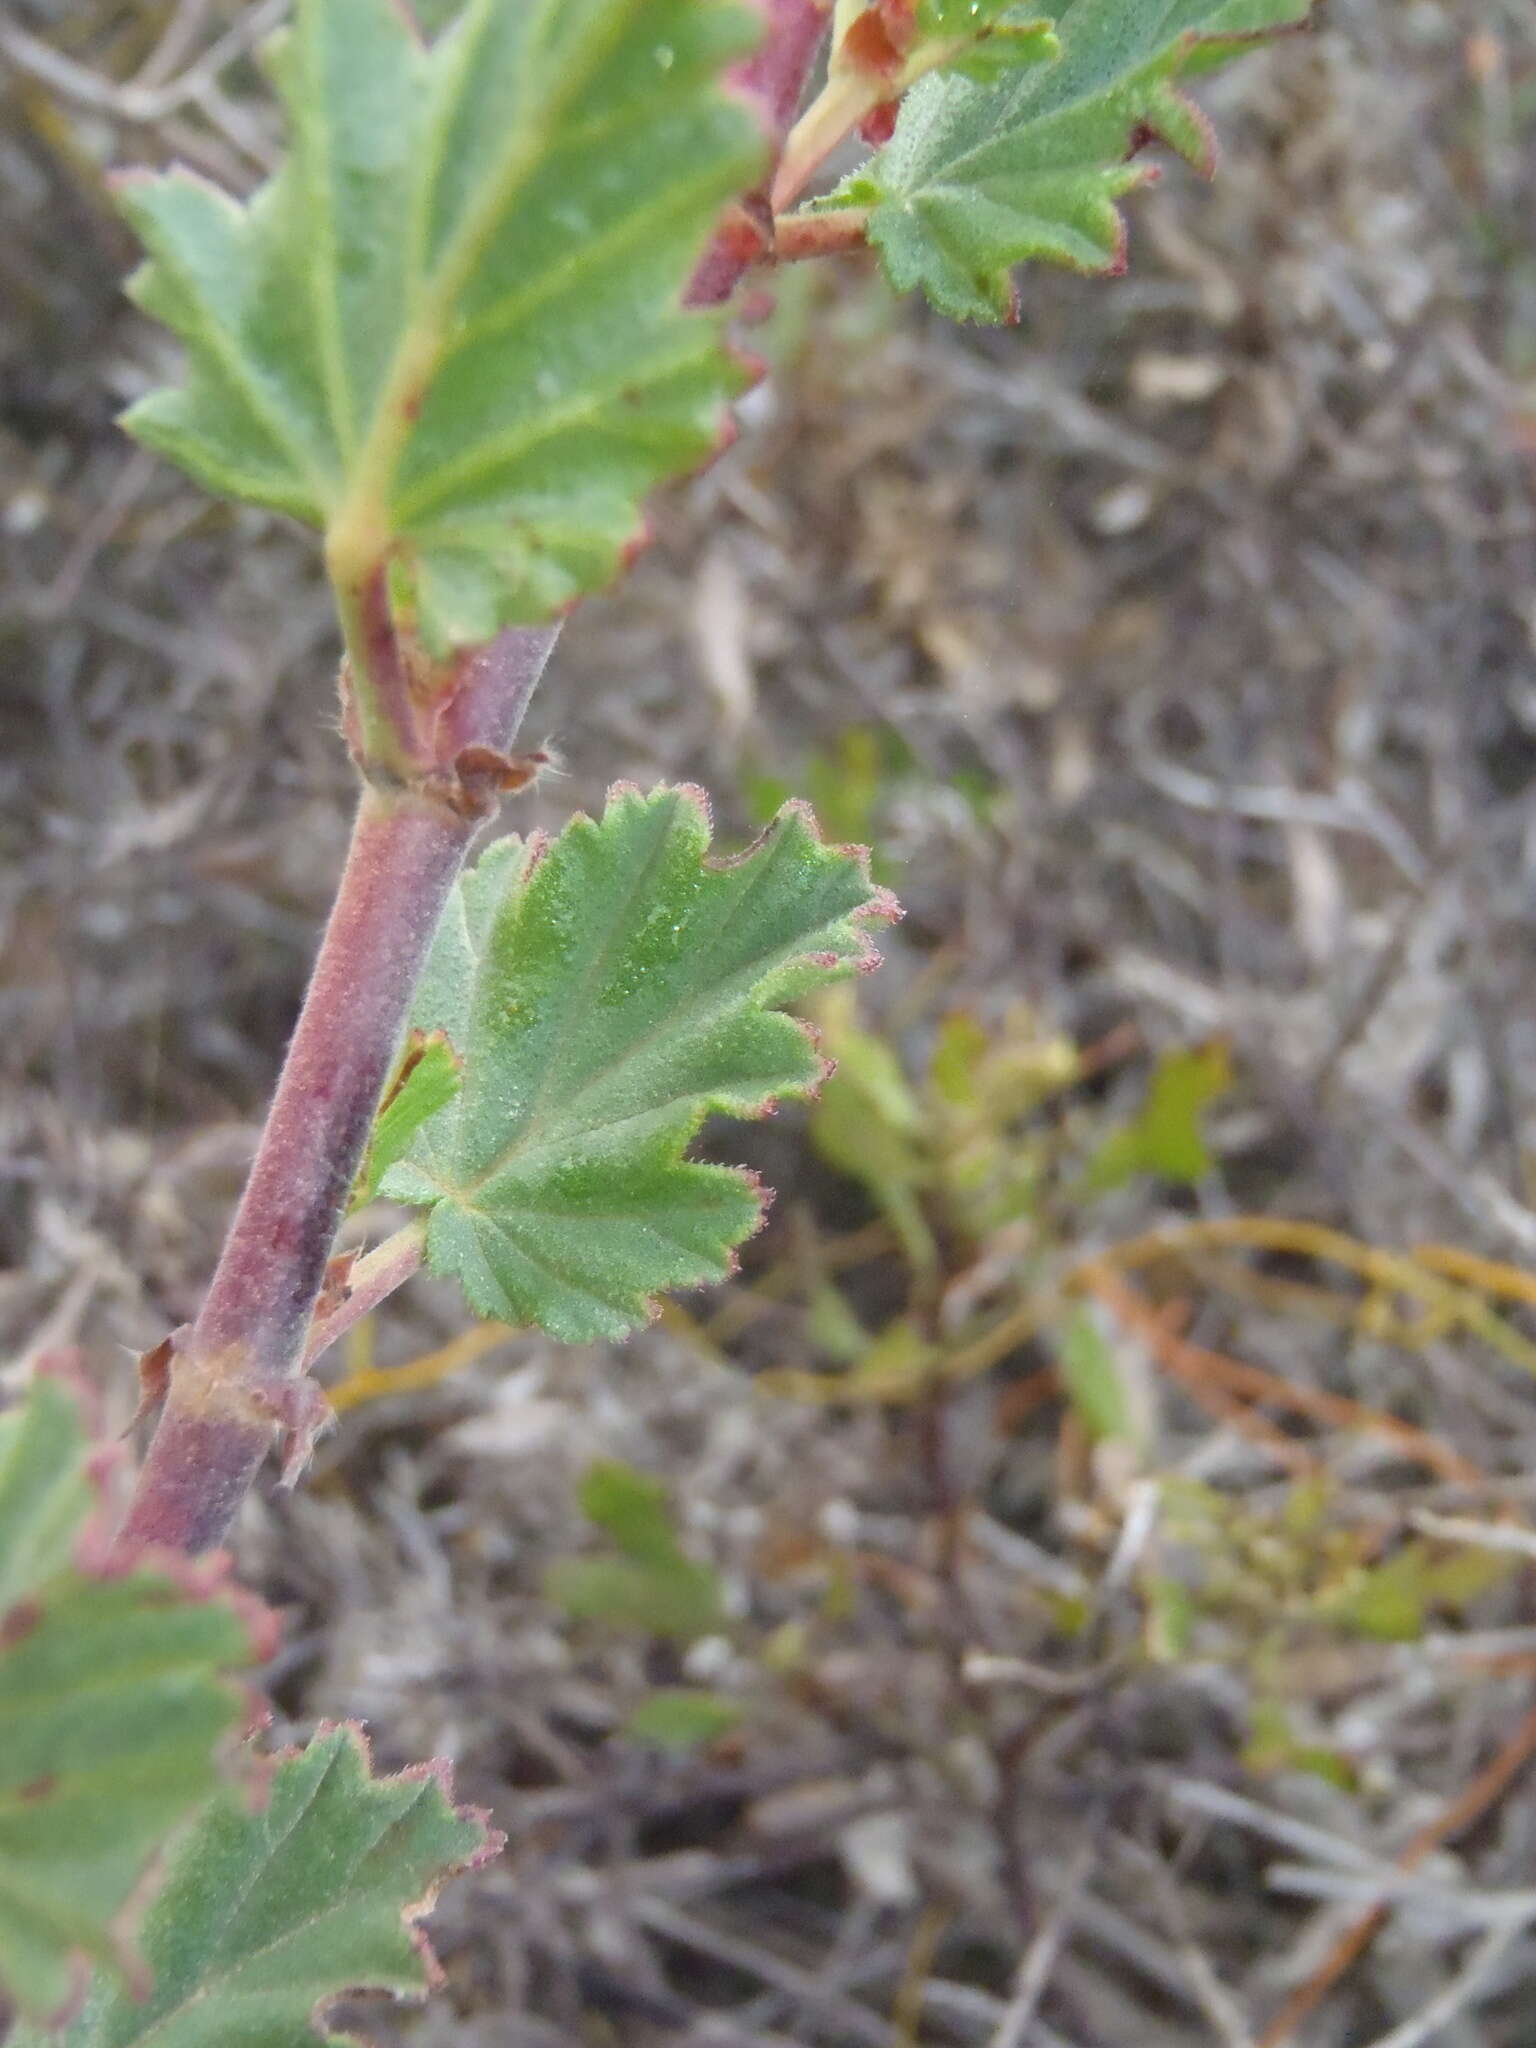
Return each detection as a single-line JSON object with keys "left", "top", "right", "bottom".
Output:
{"left": 304, "top": 1720, "right": 504, "bottom": 2001}
{"left": 672, "top": 781, "right": 716, "bottom": 832}
{"left": 723, "top": 1166, "right": 774, "bottom": 1272}
{"left": 792, "top": 1013, "right": 838, "bottom": 1094}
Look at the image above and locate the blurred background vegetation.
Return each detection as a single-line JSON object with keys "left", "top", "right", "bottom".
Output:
{"left": 4, "top": 3, "right": 1536, "bottom": 2042}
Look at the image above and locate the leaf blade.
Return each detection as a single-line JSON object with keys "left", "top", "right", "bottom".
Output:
{"left": 0, "top": 1369, "right": 271, "bottom": 2027}
{"left": 117, "top": 0, "right": 766, "bottom": 648}
{"left": 816, "top": 0, "right": 1316, "bottom": 321}
{"left": 353, "top": 1028, "right": 463, "bottom": 1210}
{"left": 20, "top": 1724, "right": 498, "bottom": 2048}
{"left": 383, "top": 786, "right": 897, "bottom": 1341}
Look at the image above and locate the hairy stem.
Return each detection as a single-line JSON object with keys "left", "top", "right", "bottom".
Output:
{"left": 303, "top": 1221, "right": 427, "bottom": 1370}
{"left": 688, "top": 0, "right": 831, "bottom": 305}
{"left": 118, "top": 628, "right": 555, "bottom": 1555}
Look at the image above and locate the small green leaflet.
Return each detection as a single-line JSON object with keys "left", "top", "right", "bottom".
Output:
{"left": 0, "top": 1370, "right": 270, "bottom": 2027}
{"left": 545, "top": 1460, "right": 725, "bottom": 1641}
{"left": 1056, "top": 1303, "right": 1134, "bottom": 1443}
{"left": 809, "top": 989, "right": 937, "bottom": 1279}
{"left": 815, "top": 0, "right": 1315, "bottom": 321}
{"left": 382, "top": 784, "right": 896, "bottom": 1342}
{"left": 1083, "top": 1040, "right": 1231, "bottom": 1193}
{"left": 18, "top": 1725, "right": 497, "bottom": 2048}
{"left": 351, "top": 1028, "right": 462, "bottom": 1211}
{"left": 913, "top": 2, "right": 1060, "bottom": 86}
{"left": 623, "top": 1689, "right": 744, "bottom": 1750}
{"left": 116, "top": 0, "right": 764, "bottom": 649}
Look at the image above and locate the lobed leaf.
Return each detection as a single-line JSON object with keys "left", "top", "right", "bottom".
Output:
{"left": 381, "top": 784, "right": 897, "bottom": 1341}
{"left": 116, "top": 0, "right": 765, "bottom": 649}
{"left": 816, "top": 0, "right": 1316, "bottom": 321}
{"left": 18, "top": 1724, "right": 498, "bottom": 2048}
{"left": 0, "top": 1369, "right": 272, "bottom": 2027}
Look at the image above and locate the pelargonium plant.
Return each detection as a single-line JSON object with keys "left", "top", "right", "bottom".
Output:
{"left": 0, "top": 2, "right": 1313, "bottom": 2037}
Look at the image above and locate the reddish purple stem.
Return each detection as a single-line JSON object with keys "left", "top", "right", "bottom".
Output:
{"left": 688, "top": 0, "right": 831, "bottom": 307}
{"left": 118, "top": 629, "right": 554, "bottom": 1555}
{"left": 741, "top": 0, "right": 832, "bottom": 142}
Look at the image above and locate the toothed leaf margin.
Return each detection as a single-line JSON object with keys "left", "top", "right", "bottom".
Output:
{"left": 816, "top": 0, "right": 1317, "bottom": 321}
{"left": 381, "top": 784, "right": 899, "bottom": 1341}
{"left": 0, "top": 1367, "right": 274, "bottom": 2028}
{"left": 14, "top": 1723, "right": 500, "bottom": 2048}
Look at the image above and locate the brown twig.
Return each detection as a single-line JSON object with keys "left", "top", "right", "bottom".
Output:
{"left": 1257, "top": 1694, "right": 1536, "bottom": 2045}
{"left": 1082, "top": 1268, "right": 1481, "bottom": 1488}
{"left": 776, "top": 208, "right": 871, "bottom": 263}
{"left": 327, "top": 1315, "right": 515, "bottom": 1414}
{"left": 1094, "top": 1214, "right": 1536, "bottom": 1379}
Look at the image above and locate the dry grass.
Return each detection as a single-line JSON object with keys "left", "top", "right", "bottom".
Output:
{"left": 5, "top": 2, "right": 1536, "bottom": 2041}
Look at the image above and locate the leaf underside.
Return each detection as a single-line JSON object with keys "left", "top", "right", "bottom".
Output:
{"left": 0, "top": 1372, "right": 265, "bottom": 2027}
{"left": 820, "top": 0, "right": 1316, "bottom": 321}
{"left": 17, "top": 1725, "right": 496, "bottom": 2048}
{"left": 382, "top": 784, "right": 896, "bottom": 1342}
{"left": 116, "top": 0, "right": 765, "bottom": 648}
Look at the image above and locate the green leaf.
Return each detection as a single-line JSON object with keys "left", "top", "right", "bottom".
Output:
{"left": 116, "top": 0, "right": 765, "bottom": 649}
{"left": 383, "top": 785, "right": 896, "bottom": 1341}
{"left": 1242, "top": 1699, "right": 1355, "bottom": 1789}
{"left": 546, "top": 1556, "right": 725, "bottom": 1640}
{"left": 806, "top": 1281, "right": 874, "bottom": 1365}
{"left": 1084, "top": 1040, "right": 1231, "bottom": 1193}
{"left": 851, "top": 1315, "right": 940, "bottom": 1388}
{"left": 1144, "top": 1574, "right": 1195, "bottom": 1661}
{"left": 352, "top": 1028, "right": 462, "bottom": 1210}
{"left": 915, "top": 2, "right": 1061, "bottom": 85}
{"left": 20, "top": 1724, "right": 497, "bottom": 2048}
{"left": 0, "top": 1369, "right": 271, "bottom": 2027}
{"left": 776, "top": 3, "right": 1056, "bottom": 211}
{"left": 819, "top": 0, "right": 1315, "bottom": 321}
{"left": 1319, "top": 1541, "right": 1514, "bottom": 1647}
{"left": 1321, "top": 1549, "right": 1428, "bottom": 1645}
{"left": 545, "top": 1461, "right": 724, "bottom": 1641}
{"left": 928, "top": 1010, "right": 989, "bottom": 1109}
{"left": 809, "top": 987, "right": 936, "bottom": 1277}
{"left": 578, "top": 1458, "right": 689, "bottom": 1567}
{"left": 623, "top": 1689, "right": 744, "bottom": 1751}
{"left": 1057, "top": 1304, "right": 1133, "bottom": 1443}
